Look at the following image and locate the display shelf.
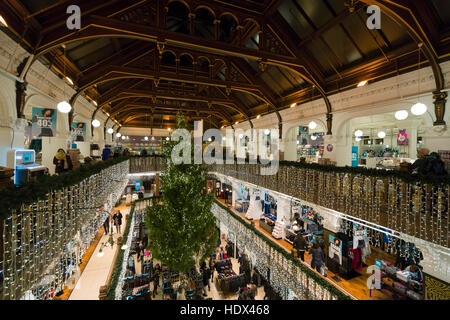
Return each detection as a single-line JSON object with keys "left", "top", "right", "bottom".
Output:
{"left": 272, "top": 221, "right": 285, "bottom": 239}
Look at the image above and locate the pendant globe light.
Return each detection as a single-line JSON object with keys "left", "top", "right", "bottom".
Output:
{"left": 144, "top": 136, "right": 149, "bottom": 141}
{"left": 311, "top": 135, "right": 317, "bottom": 140}
{"left": 92, "top": 119, "right": 100, "bottom": 127}
{"left": 410, "top": 43, "right": 427, "bottom": 116}
{"left": 355, "top": 137, "right": 361, "bottom": 142}
{"left": 116, "top": 132, "right": 121, "bottom": 138}
{"left": 354, "top": 130, "right": 363, "bottom": 137}
{"left": 395, "top": 110, "right": 408, "bottom": 120}
{"left": 57, "top": 45, "right": 72, "bottom": 114}
{"left": 377, "top": 131, "right": 386, "bottom": 138}
{"left": 107, "top": 128, "right": 114, "bottom": 134}
{"left": 308, "top": 121, "right": 317, "bottom": 130}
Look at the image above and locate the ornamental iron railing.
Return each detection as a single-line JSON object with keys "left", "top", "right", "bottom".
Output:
{"left": 128, "top": 157, "right": 449, "bottom": 248}
{"left": 0, "top": 160, "right": 129, "bottom": 300}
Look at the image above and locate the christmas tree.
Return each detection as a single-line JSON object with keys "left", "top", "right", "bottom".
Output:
{"left": 145, "top": 114, "right": 218, "bottom": 274}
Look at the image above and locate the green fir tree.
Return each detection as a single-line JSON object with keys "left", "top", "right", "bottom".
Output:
{"left": 145, "top": 114, "right": 219, "bottom": 274}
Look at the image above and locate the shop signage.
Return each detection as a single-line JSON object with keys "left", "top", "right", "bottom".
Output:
{"left": 135, "top": 180, "right": 141, "bottom": 191}
{"left": 71, "top": 122, "right": 86, "bottom": 142}
{"left": 31, "top": 107, "right": 57, "bottom": 137}
{"left": 297, "top": 126, "right": 309, "bottom": 145}
{"left": 326, "top": 144, "right": 333, "bottom": 152}
{"left": 351, "top": 146, "right": 359, "bottom": 167}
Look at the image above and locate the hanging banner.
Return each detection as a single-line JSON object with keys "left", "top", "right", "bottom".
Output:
{"left": 71, "top": 122, "right": 87, "bottom": 142}
{"left": 328, "top": 235, "right": 343, "bottom": 265}
{"left": 297, "top": 126, "right": 309, "bottom": 145}
{"left": 397, "top": 129, "right": 409, "bottom": 146}
{"left": 351, "top": 146, "right": 359, "bottom": 167}
{"left": 32, "top": 107, "right": 57, "bottom": 137}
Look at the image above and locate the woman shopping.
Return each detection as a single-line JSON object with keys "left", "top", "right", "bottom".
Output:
{"left": 309, "top": 242, "right": 325, "bottom": 273}
{"left": 112, "top": 210, "right": 123, "bottom": 234}
{"left": 53, "top": 149, "right": 73, "bottom": 174}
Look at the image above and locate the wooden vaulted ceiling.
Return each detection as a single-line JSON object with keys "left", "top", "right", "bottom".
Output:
{"left": 1, "top": 0, "right": 449, "bottom": 131}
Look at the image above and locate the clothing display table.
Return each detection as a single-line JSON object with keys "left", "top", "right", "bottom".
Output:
{"left": 272, "top": 221, "right": 285, "bottom": 239}
{"left": 259, "top": 218, "right": 274, "bottom": 234}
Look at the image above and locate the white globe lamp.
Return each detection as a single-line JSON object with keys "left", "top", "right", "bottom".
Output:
{"left": 107, "top": 128, "right": 114, "bottom": 134}
{"left": 354, "top": 130, "right": 363, "bottom": 137}
{"left": 395, "top": 110, "right": 408, "bottom": 120}
{"left": 57, "top": 101, "right": 72, "bottom": 113}
{"left": 308, "top": 121, "right": 317, "bottom": 130}
{"left": 377, "top": 131, "right": 386, "bottom": 138}
{"left": 116, "top": 133, "right": 121, "bottom": 138}
{"left": 92, "top": 119, "right": 101, "bottom": 127}
{"left": 411, "top": 102, "right": 427, "bottom": 116}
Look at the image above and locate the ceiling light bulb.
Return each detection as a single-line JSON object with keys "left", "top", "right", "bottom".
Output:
{"left": 144, "top": 136, "right": 149, "bottom": 141}
{"left": 377, "top": 131, "right": 386, "bottom": 138}
{"left": 357, "top": 80, "right": 368, "bottom": 87}
{"left": 97, "top": 251, "right": 104, "bottom": 257}
{"left": 311, "top": 135, "right": 317, "bottom": 140}
{"left": 395, "top": 110, "right": 408, "bottom": 120}
{"left": 354, "top": 130, "right": 363, "bottom": 137}
{"left": 264, "top": 129, "right": 270, "bottom": 136}
{"left": 92, "top": 100, "right": 98, "bottom": 106}
{"left": 57, "top": 101, "right": 72, "bottom": 113}
{"left": 0, "top": 15, "right": 8, "bottom": 27}
{"left": 355, "top": 137, "right": 361, "bottom": 142}
{"left": 308, "top": 121, "right": 317, "bottom": 130}
{"left": 239, "top": 134, "right": 244, "bottom": 139}
{"left": 208, "top": 137, "right": 212, "bottom": 142}
{"left": 411, "top": 102, "right": 427, "bottom": 116}
{"left": 65, "top": 77, "right": 74, "bottom": 85}
{"left": 235, "top": 121, "right": 239, "bottom": 125}
{"left": 290, "top": 103, "right": 296, "bottom": 108}
{"left": 167, "top": 128, "right": 171, "bottom": 131}
{"left": 166, "top": 137, "right": 169, "bottom": 141}
{"left": 222, "top": 137, "right": 226, "bottom": 141}
{"left": 116, "top": 133, "right": 121, "bottom": 138}
{"left": 107, "top": 128, "right": 114, "bottom": 134}
{"left": 92, "top": 119, "right": 101, "bottom": 127}
{"left": 151, "top": 137, "right": 155, "bottom": 140}
{"left": 121, "top": 135, "right": 126, "bottom": 140}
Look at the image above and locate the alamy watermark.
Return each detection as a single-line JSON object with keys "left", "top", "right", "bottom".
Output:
{"left": 169, "top": 122, "right": 279, "bottom": 175}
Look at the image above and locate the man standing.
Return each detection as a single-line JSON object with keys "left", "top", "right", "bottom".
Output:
{"left": 409, "top": 148, "right": 430, "bottom": 174}
{"left": 294, "top": 233, "right": 307, "bottom": 262}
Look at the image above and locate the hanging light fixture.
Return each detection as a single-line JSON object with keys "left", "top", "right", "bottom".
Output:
{"left": 410, "top": 43, "right": 427, "bottom": 116}
{"left": 311, "top": 135, "right": 317, "bottom": 140}
{"left": 235, "top": 121, "right": 239, "bottom": 125}
{"left": 92, "top": 119, "right": 100, "bottom": 127}
{"left": 354, "top": 130, "right": 363, "bottom": 137}
{"left": 264, "top": 129, "right": 270, "bottom": 135}
{"left": 377, "top": 131, "right": 386, "bottom": 138}
{"left": 57, "top": 45, "right": 72, "bottom": 114}
{"left": 308, "top": 121, "right": 317, "bottom": 130}
{"left": 395, "top": 110, "right": 408, "bottom": 120}
{"left": 121, "top": 135, "right": 126, "bottom": 140}
{"left": 166, "top": 137, "right": 169, "bottom": 141}
{"left": 411, "top": 102, "right": 427, "bottom": 116}
{"left": 57, "top": 101, "right": 72, "bottom": 113}
{"left": 144, "top": 136, "right": 149, "bottom": 141}
{"left": 290, "top": 103, "right": 296, "bottom": 108}
{"left": 222, "top": 137, "right": 227, "bottom": 141}
{"left": 92, "top": 100, "right": 98, "bottom": 107}
{"left": 355, "top": 137, "right": 362, "bottom": 142}
{"left": 256, "top": 115, "right": 261, "bottom": 119}
{"left": 107, "top": 128, "right": 114, "bottom": 134}
{"left": 116, "top": 132, "right": 121, "bottom": 138}
{"left": 208, "top": 137, "right": 212, "bottom": 142}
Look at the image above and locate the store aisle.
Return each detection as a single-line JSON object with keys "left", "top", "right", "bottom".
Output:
{"left": 69, "top": 205, "right": 130, "bottom": 300}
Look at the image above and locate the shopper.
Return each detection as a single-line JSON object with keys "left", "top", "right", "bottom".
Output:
{"left": 103, "top": 215, "right": 110, "bottom": 235}
{"left": 409, "top": 148, "right": 430, "bottom": 174}
{"left": 202, "top": 267, "right": 211, "bottom": 296}
{"left": 309, "top": 242, "right": 324, "bottom": 273}
{"left": 294, "top": 233, "right": 307, "bottom": 261}
{"left": 112, "top": 210, "right": 123, "bottom": 234}
{"left": 425, "top": 152, "right": 448, "bottom": 175}
{"left": 53, "top": 149, "right": 73, "bottom": 174}
{"left": 152, "top": 270, "right": 160, "bottom": 298}
{"left": 101, "top": 145, "right": 112, "bottom": 161}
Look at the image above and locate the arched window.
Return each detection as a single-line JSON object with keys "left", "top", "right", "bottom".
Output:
{"left": 219, "top": 14, "right": 238, "bottom": 43}
{"left": 166, "top": 1, "right": 189, "bottom": 34}
{"left": 194, "top": 7, "right": 215, "bottom": 40}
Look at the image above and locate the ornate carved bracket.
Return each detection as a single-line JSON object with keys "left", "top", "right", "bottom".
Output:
{"left": 15, "top": 80, "right": 27, "bottom": 119}
{"left": 433, "top": 90, "right": 447, "bottom": 126}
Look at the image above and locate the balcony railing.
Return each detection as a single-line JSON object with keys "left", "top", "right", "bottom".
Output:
{"left": 129, "top": 157, "right": 449, "bottom": 249}
{"left": 0, "top": 160, "right": 129, "bottom": 300}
